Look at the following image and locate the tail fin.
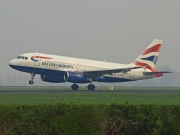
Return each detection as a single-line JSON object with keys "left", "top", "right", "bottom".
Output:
{"left": 132, "top": 39, "right": 162, "bottom": 70}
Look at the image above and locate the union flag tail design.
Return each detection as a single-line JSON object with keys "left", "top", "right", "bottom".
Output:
{"left": 133, "top": 39, "right": 162, "bottom": 71}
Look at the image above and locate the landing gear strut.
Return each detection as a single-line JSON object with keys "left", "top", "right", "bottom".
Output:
{"left": 71, "top": 84, "right": 79, "bottom": 90}
{"left": 29, "top": 73, "right": 35, "bottom": 85}
{"left": 87, "top": 84, "right": 95, "bottom": 90}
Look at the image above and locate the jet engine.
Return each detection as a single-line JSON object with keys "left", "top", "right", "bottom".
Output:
{"left": 40, "top": 74, "right": 66, "bottom": 83}
{"left": 64, "top": 71, "right": 90, "bottom": 83}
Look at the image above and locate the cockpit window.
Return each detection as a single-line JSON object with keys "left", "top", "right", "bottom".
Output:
{"left": 16, "top": 56, "right": 28, "bottom": 60}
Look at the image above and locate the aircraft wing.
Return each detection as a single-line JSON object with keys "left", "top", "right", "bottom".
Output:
{"left": 77, "top": 67, "right": 141, "bottom": 77}
{"left": 143, "top": 71, "right": 172, "bottom": 75}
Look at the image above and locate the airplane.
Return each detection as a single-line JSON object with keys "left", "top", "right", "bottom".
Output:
{"left": 9, "top": 39, "right": 171, "bottom": 90}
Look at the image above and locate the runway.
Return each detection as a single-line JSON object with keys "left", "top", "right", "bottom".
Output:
{"left": 0, "top": 90, "right": 180, "bottom": 93}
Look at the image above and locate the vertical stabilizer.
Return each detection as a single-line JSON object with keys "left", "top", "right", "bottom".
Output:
{"left": 133, "top": 39, "right": 162, "bottom": 70}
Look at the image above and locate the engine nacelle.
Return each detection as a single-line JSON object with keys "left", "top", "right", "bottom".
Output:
{"left": 65, "top": 71, "right": 90, "bottom": 83}
{"left": 41, "top": 74, "right": 66, "bottom": 83}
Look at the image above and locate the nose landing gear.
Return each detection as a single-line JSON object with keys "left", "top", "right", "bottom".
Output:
{"left": 29, "top": 73, "right": 35, "bottom": 85}
{"left": 29, "top": 80, "right": 34, "bottom": 85}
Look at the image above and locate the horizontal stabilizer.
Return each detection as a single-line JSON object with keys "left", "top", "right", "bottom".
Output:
{"left": 143, "top": 71, "right": 172, "bottom": 75}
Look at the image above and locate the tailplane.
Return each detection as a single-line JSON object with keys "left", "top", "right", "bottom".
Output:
{"left": 132, "top": 39, "right": 162, "bottom": 70}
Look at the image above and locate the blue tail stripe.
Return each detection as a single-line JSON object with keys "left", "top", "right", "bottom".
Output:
{"left": 141, "top": 56, "right": 157, "bottom": 63}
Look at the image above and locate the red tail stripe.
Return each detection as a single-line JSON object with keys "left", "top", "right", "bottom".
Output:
{"left": 142, "top": 44, "right": 162, "bottom": 55}
{"left": 134, "top": 61, "right": 156, "bottom": 72}
{"left": 134, "top": 61, "right": 163, "bottom": 77}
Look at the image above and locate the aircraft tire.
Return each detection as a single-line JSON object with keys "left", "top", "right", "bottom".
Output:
{"left": 71, "top": 84, "right": 79, "bottom": 90}
{"left": 87, "top": 84, "right": 95, "bottom": 90}
{"left": 29, "top": 80, "right": 34, "bottom": 85}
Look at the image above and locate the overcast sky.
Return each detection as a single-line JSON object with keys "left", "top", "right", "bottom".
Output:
{"left": 0, "top": 0, "right": 179, "bottom": 80}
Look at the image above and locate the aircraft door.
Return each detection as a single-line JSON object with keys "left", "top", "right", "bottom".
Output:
{"left": 34, "top": 54, "right": 40, "bottom": 66}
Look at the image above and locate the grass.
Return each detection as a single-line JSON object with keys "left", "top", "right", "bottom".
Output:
{"left": 0, "top": 86, "right": 179, "bottom": 105}
{"left": 0, "top": 92, "right": 179, "bottom": 105}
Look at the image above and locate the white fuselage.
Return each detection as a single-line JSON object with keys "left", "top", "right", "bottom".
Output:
{"left": 9, "top": 53, "right": 155, "bottom": 83}
{"left": 9, "top": 39, "right": 168, "bottom": 90}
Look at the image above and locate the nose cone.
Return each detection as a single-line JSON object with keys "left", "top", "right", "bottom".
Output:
{"left": 9, "top": 59, "right": 22, "bottom": 71}
{"left": 9, "top": 59, "right": 16, "bottom": 67}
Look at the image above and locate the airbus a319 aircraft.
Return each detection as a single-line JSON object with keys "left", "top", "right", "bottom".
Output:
{"left": 9, "top": 39, "right": 171, "bottom": 90}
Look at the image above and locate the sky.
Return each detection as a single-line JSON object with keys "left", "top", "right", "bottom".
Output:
{"left": 0, "top": 0, "right": 179, "bottom": 82}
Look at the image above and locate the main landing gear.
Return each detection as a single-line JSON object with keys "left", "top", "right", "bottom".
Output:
{"left": 71, "top": 84, "right": 79, "bottom": 90}
{"left": 29, "top": 73, "right": 35, "bottom": 85}
{"left": 87, "top": 84, "right": 95, "bottom": 90}
{"left": 71, "top": 83, "right": 96, "bottom": 90}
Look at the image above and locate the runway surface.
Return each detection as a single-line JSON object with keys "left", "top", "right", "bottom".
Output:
{"left": 0, "top": 90, "right": 180, "bottom": 93}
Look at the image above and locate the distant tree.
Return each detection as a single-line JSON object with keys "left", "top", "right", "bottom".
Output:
{"left": 157, "top": 66, "right": 176, "bottom": 86}
{"left": 22, "top": 76, "right": 26, "bottom": 83}
{"left": 7, "top": 75, "right": 12, "bottom": 83}
{"left": 18, "top": 75, "right": 22, "bottom": 83}
{"left": 13, "top": 75, "right": 17, "bottom": 83}
{"left": 172, "top": 72, "right": 180, "bottom": 86}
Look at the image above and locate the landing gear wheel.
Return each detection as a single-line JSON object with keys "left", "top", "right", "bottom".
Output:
{"left": 29, "top": 80, "right": 34, "bottom": 85}
{"left": 71, "top": 84, "right": 79, "bottom": 90}
{"left": 29, "top": 73, "right": 35, "bottom": 85}
{"left": 87, "top": 84, "right": 95, "bottom": 90}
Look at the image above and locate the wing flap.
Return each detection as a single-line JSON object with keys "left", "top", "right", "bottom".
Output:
{"left": 77, "top": 67, "right": 141, "bottom": 77}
